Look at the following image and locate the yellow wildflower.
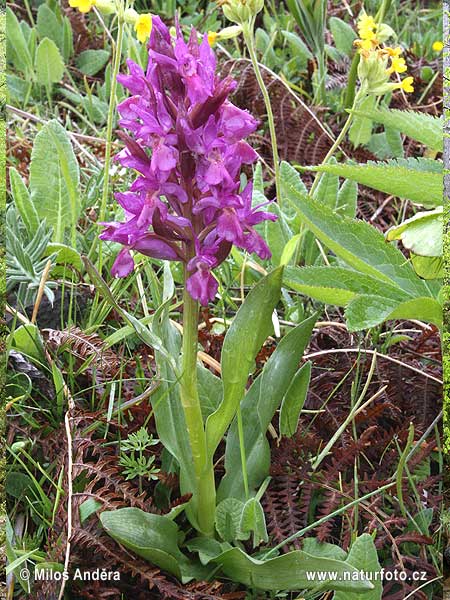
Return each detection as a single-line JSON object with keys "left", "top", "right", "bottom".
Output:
{"left": 357, "top": 14, "right": 377, "bottom": 40}
{"left": 354, "top": 38, "right": 376, "bottom": 52}
{"left": 400, "top": 76, "right": 414, "bottom": 93}
{"left": 387, "top": 56, "right": 407, "bottom": 74}
{"left": 135, "top": 14, "right": 153, "bottom": 44}
{"left": 69, "top": 0, "right": 96, "bottom": 13}
{"left": 432, "top": 40, "right": 444, "bottom": 52}
{"left": 208, "top": 31, "right": 218, "bottom": 46}
{"left": 384, "top": 46, "right": 403, "bottom": 57}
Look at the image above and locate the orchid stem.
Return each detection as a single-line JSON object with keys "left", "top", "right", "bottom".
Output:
{"left": 180, "top": 277, "right": 216, "bottom": 537}
{"left": 243, "top": 20, "right": 282, "bottom": 207}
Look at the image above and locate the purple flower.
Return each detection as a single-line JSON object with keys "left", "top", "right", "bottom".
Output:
{"left": 102, "top": 18, "right": 276, "bottom": 304}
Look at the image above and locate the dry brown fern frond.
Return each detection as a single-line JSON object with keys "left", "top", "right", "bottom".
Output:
{"left": 43, "top": 326, "right": 121, "bottom": 378}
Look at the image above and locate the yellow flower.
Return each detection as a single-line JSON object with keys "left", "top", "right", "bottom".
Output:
{"left": 357, "top": 14, "right": 377, "bottom": 40}
{"left": 384, "top": 46, "right": 403, "bottom": 57}
{"left": 135, "top": 14, "right": 153, "bottom": 44}
{"left": 400, "top": 76, "right": 414, "bottom": 93}
{"left": 432, "top": 40, "right": 444, "bottom": 52}
{"left": 208, "top": 31, "right": 218, "bottom": 46}
{"left": 358, "top": 38, "right": 376, "bottom": 51}
{"left": 387, "top": 56, "right": 407, "bottom": 74}
{"left": 69, "top": 0, "right": 96, "bottom": 13}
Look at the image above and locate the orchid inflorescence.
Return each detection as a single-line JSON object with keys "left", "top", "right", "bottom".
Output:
{"left": 100, "top": 17, "right": 276, "bottom": 305}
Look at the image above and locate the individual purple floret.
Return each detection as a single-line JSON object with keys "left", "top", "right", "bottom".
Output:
{"left": 100, "top": 17, "right": 276, "bottom": 304}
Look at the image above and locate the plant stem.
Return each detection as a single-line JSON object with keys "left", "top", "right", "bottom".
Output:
{"left": 180, "top": 277, "right": 216, "bottom": 536}
{"left": 96, "top": 8, "right": 125, "bottom": 269}
{"left": 243, "top": 20, "right": 281, "bottom": 206}
{"left": 309, "top": 89, "right": 364, "bottom": 197}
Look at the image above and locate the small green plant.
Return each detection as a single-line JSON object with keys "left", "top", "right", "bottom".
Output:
{"left": 119, "top": 428, "right": 160, "bottom": 485}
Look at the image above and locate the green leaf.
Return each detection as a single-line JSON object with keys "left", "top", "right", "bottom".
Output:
{"left": 215, "top": 498, "right": 247, "bottom": 542}
{"left": 29, "top": 120, "right": 80, "bottom": 243}
{"left": 62, "top": 16, "right": 74, "bottom": 62}
{"left": 218, "top": 315, "right": 316, "bottom": 501}
{"left": 329, "top": 17, "right": 357, "bottom": 56}
{"left": 240, "top": 498, "right": 268, "bottom": 546}
{"left": 45, "top": 243, "right": 83, "bottom": 269}
{"left": 333, "top": 534, "right": 382, "bottom": 600}
{"left": 281, "top": 30, "right": 313, "bottom": 61}
{"left": 349, "top": 95, "right": 375, "bottom": 147}
{"left": 11, "top": 324, "right": 45, "bottom": 363}
{"left": 197, "top": 363, "right": 222, "bottom": 420}
{"left": 36, "top": 4, "right": 62, "bottom": 50}
{"left": 336, "top": 178, "right": 357, "bottom": 217}
{"left": 411, "top": 255, "right": 443, "bottom": 279}
{"left": 76, "top": 49, "right": 110, "bottom": 76}
{"left": 351, "top": 107, "right": 443, "bottom": 152}
{"left": 284, "top": 265, "right": 409, "bottom": 306}
{"left": 9, "top": 166, "right": 39, "bottom": 235}
{"left": 305, "top": 158, "right": 442, "bottom": 208}
{"left": 101, "top": 508, "right": 184, "bottom": 579}
{"left": 345, "top": 295, "right": 442, "bottom": 331}
{"left": 386, "top": 207, "right": 442, "bottom": 257}
{"left": 212, "top": 547, "right": 374, "bottom": 592}
{"left": 205, "top": 268, "right": 283, "bottom": 459}
{"left": 302, "top": 538, "right": 347, "bottom": 561}
{"left": 279, "top": 361, "right": 311, "bottom": 437}
{"left": 79, "top": 498, "right": 102, "bottom": 523}
{"left": 283, "top": 189, "right": 430, "bottom": 297}
{"left": 314, "top": 167, "right": 339, "bottom": 208}
{"left": 35, "top": 38, "right": 65, "bottom": 87}
{"left": 6, "top": 7, "right": 34, "bottom": 77}
{"left": 186, "top": 538, "right": 228, "bottom": 565}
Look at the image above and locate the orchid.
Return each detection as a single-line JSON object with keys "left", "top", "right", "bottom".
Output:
{"left": 101, "top": 17, "right": 276, "bottom": 305}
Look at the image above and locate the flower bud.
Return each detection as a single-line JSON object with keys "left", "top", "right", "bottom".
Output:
{"left": 124, "top": 8, "right": 139, "bottom": 24}
{"left": 221, "top": 0, "right": 264, "bottom": 25}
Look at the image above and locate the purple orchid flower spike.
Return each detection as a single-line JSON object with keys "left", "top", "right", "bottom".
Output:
{"left": 101, "top": 17, "right": 276, "bottom": 305}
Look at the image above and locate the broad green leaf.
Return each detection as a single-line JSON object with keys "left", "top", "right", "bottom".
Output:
{"left": 186, "top": 538, "right": 228, "bottom": 565}
{"left": 215, "top": 498, "right": 247, "bottom": 542}
{"left": 279, "top": 361, "right": 311, "bottom": 437}
{"left": 11, "top": 324, "right": 45, "bottom": 363}
{"left": 345, "top": 295, "right": 442, "bottom": 331}
{"left": 351, "top": 107, "right": 443, "bottom": 152}
{"left": 29, "top": 120, "right": 80, "bottom": 243}
{"left": 264, "top": 203, "right": 293, "bottom": 265}
{"left": 197, "top": 362, "right": 222, "bottom": 420}
{"left": 284, "top": 265, "right": 410, "bottom": 306}
{"left": 302, "top": 538, "right": 347, "bottom": 561}
{"left": 240, "top": 498, "right": 269, "bottom": 546}
{"left": 45, "top": 243, "right": 83, "bottom": 270}
{"left": 35, "top": 38, "right": 65, "bottom": 87}
{"left": 9, "top": 166, "right": 39, "bottom": 235}
{"left": 76, "top": 49, "right": 110, "bottom": 76}
{"left": 218, "top": 315, "right": 316, "bottom": 501}
{"left": 336, "top": 179, "right": 357, "bottom": 217}
{"left": 205, "top": 268, "right": 283, "bottom": 459}
{"left": 36, "top": 4, "right": 62, "bottom": 50}
{"left": 305, "top": 158, "right": 442, "bottom": 207}
{"left": 280, "top": 233, "right": 301, "bottom": 266}
{"left": 386, "top": 207, "right": 442, "bottom": 257}
{"left": 329, "top": 17, "right": 357, "bottom": 56}
{"left": 281, "top": 30, "right": 313, "bottom": 61}
{"left": 6, "top": 7, "right": 34, "bottom": 77}
{"left": 212, "top": 547, "right": 374, "bottom": 592}
{"left": 411, "top": 255, "right": 443, "bottom": 279}
{"left": 349, "top": 95, "right": 375, "bottom": 147}
{"left": 385, "top": 127, "right": 404, "bottom": 158}
{"left": 101, "top": 508, "right": 184, "bottom": 578}
{"left": 334, "top": 534, "right": 382, "bottom": 600}
{"left": 79, "top": 498, "right": 102, "bottom": 523}
{"left": 284, "top": 189, "right": 430, "bottom": 297}
{"left": 314, "top": 167, "right": 339, "bottom": 208}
